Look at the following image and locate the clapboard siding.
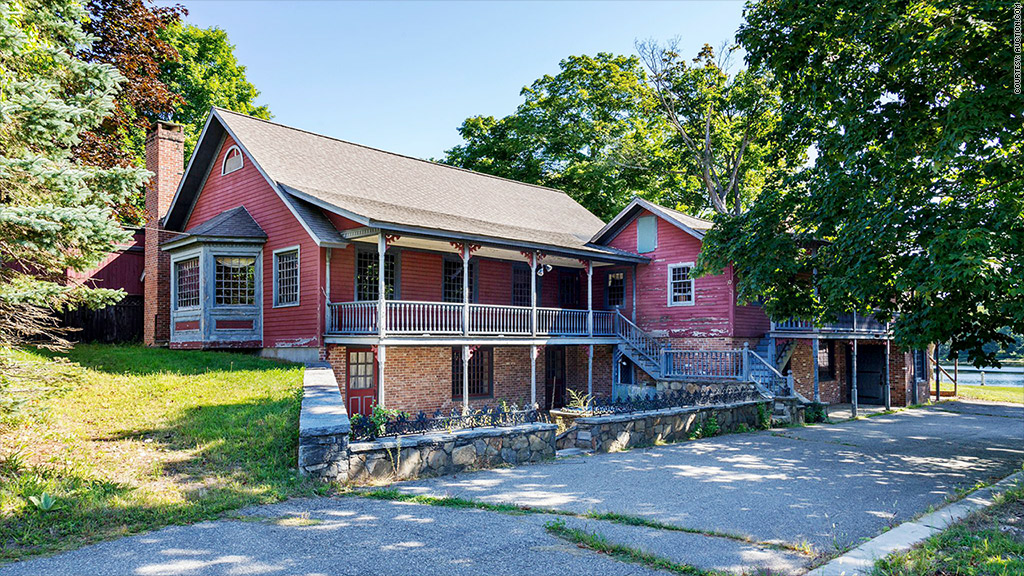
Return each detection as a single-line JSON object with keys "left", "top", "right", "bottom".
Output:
{"left": 605, "top": 209, "right": 735, "bottom": 338}
{"left": 186, "top": 135, "right": 321, "bottom": 348}
{"left": 401, "top": 249, "right": 443, "bottom": 301}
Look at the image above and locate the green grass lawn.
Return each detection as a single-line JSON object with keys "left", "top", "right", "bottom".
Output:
{"left": 0, "top": 344, "right": 318, "bottom": 562}
{"left": 957, "top": 385, "right": 1024, "bottom": 404}
{"left": 872, "top": 484, "right": 1024, "bottom": 576}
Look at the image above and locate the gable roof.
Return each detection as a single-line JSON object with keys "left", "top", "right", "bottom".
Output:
{"left": 164, "top": 108, "right": 643, "bottom": 263}
{"left": 162, "top": 206, "right": 267, "bottom": 249}
{"left": 591, "top": 197, "right": 714, "bottom": 246}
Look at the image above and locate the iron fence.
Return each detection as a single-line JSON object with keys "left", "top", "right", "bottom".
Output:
{"left": 350, "top": 406, "right": 545, "bottom": 441}
{"left": 563, "top": 386, "right": 759, "bottom": 417}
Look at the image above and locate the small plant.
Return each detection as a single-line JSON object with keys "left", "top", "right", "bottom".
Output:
{"left": 384, "top": 437, "right": 403, "bottom": 480}
{"left": 29, "top": 492, "right": 57, "bottom": 512}
{"left": 805, "top": 402, "right": 827, "bottom": 424}
{"left": 566, "top": 389, "right": 593, "bottom": 411}
{"left": 690, "top": 413, "right": 720, "bottom": 439}
{"left": 756, "top": 403, "right": 771, "bottom": 430}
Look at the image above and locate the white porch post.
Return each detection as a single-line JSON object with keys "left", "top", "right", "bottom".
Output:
{"left": 324, "top": 247, "right": 332, "bottom": 333}
{"left": 812, "top": 337, "right": 820, "bottom": 402}
{"left": 377, "top": 234, "right": 386, "bottom": 335}
{"left": 631, "top": 265, "right": 637, "bottom": 323}
{"left": 462, "top": 243, "right": 470, "bottom": 336}
{"left": 884, "top": 339, "right": 891, "bottom": 410}
{"left": 377, "top": 345, "right": 386, "bottom": 408}
{"left": 530, "top": 345, "right": 538, "bottom": 408}
{"left": 586, "top": 261, "right": 593, "bottom": 336}
{"left": 852, "top": 339, "right": 859, "bottom": 417}
{"left": 587, "top": 344, "right": 594, "bottom": 397}
{"left": 462, "top": 344, "right": 470, "bottom": 414}
{"left": 530, "top": 252, "right": 538, "bottom": 336}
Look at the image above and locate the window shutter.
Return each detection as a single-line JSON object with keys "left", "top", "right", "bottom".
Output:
{"left": 637, "top": 215, "right": 657, "bottom": 253}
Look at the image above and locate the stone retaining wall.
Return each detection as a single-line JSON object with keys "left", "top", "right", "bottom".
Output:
{"left": 297, "top": 364, "right": 557, "bottom": 484}
{"left": 347, "top": 423, "right": 556, "bottom": 483}
{"left": 560, "top": 400, "right": 771, "bottom": 453}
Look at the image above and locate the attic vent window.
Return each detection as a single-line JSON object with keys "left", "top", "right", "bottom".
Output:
{"left": 222, "top": 145, "right": 243, "bottom": 175}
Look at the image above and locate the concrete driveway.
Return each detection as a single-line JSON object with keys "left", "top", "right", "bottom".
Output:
{"left": 2, "top": 401, "right": 1021, "bottom": 576}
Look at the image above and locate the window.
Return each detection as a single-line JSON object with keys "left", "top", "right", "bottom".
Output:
{"left": 668, "top": 263, "right": 695, "bottom": 306}
{"left": 215, "top": 256, "right": 256, "bottom": 306}
{"left": 618, "top": 356, "right": 635, "bottom": 385}
{"left": 817, "top": 341, "right": 835, "bottom": 380}
{"left": 273, "top": 248, "right": 299, "bottom": 307}
{"left": 637, "top": 215, "right": 657, "bottom": 253}
{"left": 511, "top": 265, "right": 541, "bottom": 307}
{"left": 175, "top": 257, "right": 200, "bottom": 309}
{"left": 559, "top": 271, "right": 580, "bottom": 308}
{"left": 443, "top": 257, "right": 476, "bottom": 303}
{"left": 913, "top": 350, "right": 928, "bottom": 381}
{"left": 606, "top": 271, "right": 625, "bottom": 307}
{"left": 348, "top": 350, "right": 375, "bottom": 390}
{"left": 452, "top": 346, "right": 493, "bottom": 398}
{"left": 221, "top": 145, "right": 243, "bottom": 175}
{"left": 355, "top": 249, "right": 397, "bottom": 301}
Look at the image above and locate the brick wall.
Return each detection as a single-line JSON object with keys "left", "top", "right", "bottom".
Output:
{"left": 143, "top": 122, "right": 183, "bottom": 346}
{"left": 789, "top": 339, "right": 850, "bottom": 404}
{"left": 565, "top": 345, "right": 614, "bottom": 398}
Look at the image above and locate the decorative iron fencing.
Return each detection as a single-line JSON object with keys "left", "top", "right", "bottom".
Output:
{"left": 350, "top": 406, "right": 545, "bottom": 441}
{"left": 562, "top": 386, "right": 758, "bottom": 417}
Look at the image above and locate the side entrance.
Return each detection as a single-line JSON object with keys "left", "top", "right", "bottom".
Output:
{"left": 346, "top": 348, "right": 377, "bottom": 416}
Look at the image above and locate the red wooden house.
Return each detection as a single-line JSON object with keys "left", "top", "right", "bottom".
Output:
{"left": 141, "top": 110, "right": 930, "bottom": 417}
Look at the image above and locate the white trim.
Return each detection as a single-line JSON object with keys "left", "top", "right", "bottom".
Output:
{"left": 272, "top": 245, "right": 301, "bottom": 308}
{"left": 667, "top": 262, "right": 696, "bottom": 307}
{"left": 164, "top": 114, "right": 215, "bottom": 228}
{"left": 221, "top": 145, "right": 244, "bottom": 175}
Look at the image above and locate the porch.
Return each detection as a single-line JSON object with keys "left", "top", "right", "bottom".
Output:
{"left": 769, "top": 312, "right": 891, "bottom": 338}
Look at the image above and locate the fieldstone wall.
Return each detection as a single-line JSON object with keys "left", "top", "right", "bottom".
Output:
{"left": 560, "top": 400, "right": 771, "bottom": 453}
{"left": 347, "top": 423, "right": 557, "bottom": 483}
{"left": 298, "top": 363, "right": 351, "bottom": 481}
{"left": 654, "top": 380, "right": 761, "bottom": 400}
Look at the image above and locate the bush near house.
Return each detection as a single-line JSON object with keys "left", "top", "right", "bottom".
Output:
{"left": 0, "top": 344, "right": 315, "bottom": 562}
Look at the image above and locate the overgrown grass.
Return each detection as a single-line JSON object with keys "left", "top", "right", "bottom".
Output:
{"left": 957, "top": 385, "right": 1024, "bottom": 404}
{"left": 872, "top": 484, "right": 1024, "bottom": 576}
{"left": 545, "top": 518, "right": 720, "bottom": 576}
{"left": 0, "top": 344, "right": 317, "bottom": 562}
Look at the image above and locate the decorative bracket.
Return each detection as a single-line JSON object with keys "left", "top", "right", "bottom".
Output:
{"left": 577, "top": 259, "right": 592, "bottom": 273}
{"left": 384, "top": 234, "right": 401, "bottom": 248}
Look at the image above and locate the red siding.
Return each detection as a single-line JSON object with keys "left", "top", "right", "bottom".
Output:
{"left": 185, "top": 135, "right": 322, "bottom": 348}
{"left": 70, "top": 231, "right": 145, "bottom": 295}
{"left": 732, "top": 269, "right": 770, "bottom": 337}
{"left": 401, "top": 249, "right": 443, "bottom": 301}
{"left": 606, "top": 209, "right": 737, "bottom": 338}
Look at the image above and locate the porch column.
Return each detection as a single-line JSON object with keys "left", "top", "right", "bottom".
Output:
{"left": 768, "top": 337, "right": 777, "bottom": 371}
{"left": 587, "top": 344, "right": 594, "bottom": 397}
{"left": 851, "top": 339, "right": 859, "bottom": 417}
{"left": 530, "top": 345, "right": 538, "bottom": 408}
{"left": 462, "top": 344, "right": 470, "bottom": 414}
{"left": 812, "top": 338, "right": 820, "bottom": 402}
{"left": 324, "top": 248, "right": 332, "bottom": 333}
{"left": 631, "top": 264, "right": 637, "bottom": 323}
{"left": 530, "top": 252, "right": 538, "bottom": 336}
{"left": 377, "top": 345, "right": 386, "bottom": 408}
{"left": 884, "top": 339, "right": 891, "bottom": 410}
{"left": 586, "top": 261, "right": 593, "bottom": 336}
{"left": 377, "top": 234, "right": 386, "bottom": 335}
{"left": 462, "top": 243, "right": 470, "bottom": 336}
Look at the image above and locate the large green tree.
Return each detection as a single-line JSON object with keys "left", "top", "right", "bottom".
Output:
{"left": 444, "top": 53, "right": 680, "bottom": 220}
{"left": 699, "top": 0, "right": 1022, "bottom": 366}
{"left": 160, "top": 22, "right": 271, "bottom": 160}
{"left": 0, "top": 0, "right": 150, "bottom": 347}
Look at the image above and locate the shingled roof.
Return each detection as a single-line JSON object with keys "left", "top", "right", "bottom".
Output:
{"left": 164, "top": 108, "right": 642, "bottom": 261}
{"left": 163, "top": 206, "right": 266, "bottom": 248}
{"left": 591, "top": 197, "right": 714, "bottom": 245}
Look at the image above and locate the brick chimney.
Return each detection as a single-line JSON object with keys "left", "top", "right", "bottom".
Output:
{"left": 143, "top": 121, "right": 184, "bottom": 346}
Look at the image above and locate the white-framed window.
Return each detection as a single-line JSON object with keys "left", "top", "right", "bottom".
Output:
{"left": 667, "top": 263, "right": 695, "bottom": 306}
{"left": 215, "top": 256, "right": 256, "bottom": 306}
{"left": 222, "top": 145, "right": 244, "bottom": 175}
{"left": 174, "top": 257, "right": 200, "bottom": 309}
{"left": 273, "top": 246, "right": 300, "bottom": 307}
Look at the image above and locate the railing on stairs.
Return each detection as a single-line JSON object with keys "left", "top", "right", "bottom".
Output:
{"left": 748, "top": 349, "right": 794, "bottom": 397}
{"left": 614, "top": 311, "right": 662, "bottom": 366}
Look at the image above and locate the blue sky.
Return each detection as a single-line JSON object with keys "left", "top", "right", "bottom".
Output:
{"left": 169, "top": 1, "right": 746, "bottom": 159}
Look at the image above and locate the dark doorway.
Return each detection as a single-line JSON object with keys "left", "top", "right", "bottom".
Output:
{"left": 545, "top": 346, "right": 567, "bottom": 410}
{"left": 846, "top": 343, "right": 886, "bottom": 405}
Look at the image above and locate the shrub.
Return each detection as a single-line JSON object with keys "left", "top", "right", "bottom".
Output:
{"left": 805, "top": 402, "right": 827, "bottom": 423}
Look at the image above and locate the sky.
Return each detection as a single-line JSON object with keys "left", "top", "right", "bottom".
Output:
{"left": 166, "top": 1, "right": 747, "bottom": 160}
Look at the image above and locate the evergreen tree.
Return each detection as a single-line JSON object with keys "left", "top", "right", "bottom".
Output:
{"left": 0, "top": 0, "right": 150, "bottom": 347}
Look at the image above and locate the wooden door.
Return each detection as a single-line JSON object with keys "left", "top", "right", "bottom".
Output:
{"left": 545, "top": 346, "right": 566, "bottom": 410}
{"left": 346, "top": 348, "right": 377, "bottom": 416}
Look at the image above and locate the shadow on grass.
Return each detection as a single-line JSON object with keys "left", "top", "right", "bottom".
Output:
{"left": 0, "top": 395, "right": 323, "bottom": 563}
{"left": 36, "top": 343, "right": 296, "bottom": 377}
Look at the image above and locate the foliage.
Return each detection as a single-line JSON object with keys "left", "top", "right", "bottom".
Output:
{"left": 690, "top": 413, "right": 720, "bottom": 439}
{"left": 0, "top": 344, "right": 313, "bottom": 561}
{"left": 76, "top": 0, "right": 185, "bottom": 223}
{"left": 756, "top": 402, "right": 771, "bottom": 429}
{"left": 27, "top": 492, "right": 56, "bottom": 512}
{"left": 545, "top": 519, "right": 714, "bottom": 576}
{"left": 940, "top": 330, "right": 1024, "bottom": 363}
{"left": 565, "top": 388, "right": 593, "bottom": 411}
{"left": 637, "top": 41, "right": 802, "bottom": 216}
{"left": 700, "top": 0, "right": 1022, "bottom": 367}
{"left": 805, "top": 402, "right": 828, "bottom": 424}
{"left": 443, "top": 53, "right": 680, "bottom": 220}
{"left": 0, "top": 0, "right": 151, "bottom": 348}
{"left": 159, "top": 22, "right": 272, "bottom": 160}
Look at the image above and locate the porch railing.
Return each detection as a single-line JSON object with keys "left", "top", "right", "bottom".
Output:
{"left": 328, "top": 301, "right": 377, "bottom": 334}
{"left": 387, "top": 301, "right": 462, "bottom": 334}
{"left": 771, "top": 312, "right": 890, "bottom": 335}
{"left": 468, "top": 303, "right": 531, "bottom": 335}
{"left": 662, "top": 349, "right": 744, "bottom": 379}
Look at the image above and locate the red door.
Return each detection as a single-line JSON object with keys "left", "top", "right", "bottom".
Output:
{"left": 346, "top": 348, "right": 377, "bottom": 416}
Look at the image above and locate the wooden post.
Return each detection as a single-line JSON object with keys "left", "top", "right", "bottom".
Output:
{"left": 462, "top": 243, "right": 470, "bottom": 336}
{"left": 954, "top": 358, "right": 959, "bottom": 397}
{"left": 377, "top": 344, "right": 386, "bottom": 408}
{"left": 462, "top": 344, "right": 470, "bottom": 414}
{"left": 324, "top": 247, "right": 332, "bottom": 333}
{"left": 587, "top": 344, "right": 594, "bottom": 397}
{"left": 530, "top": 252, "right": 538, "bottom": 336}
{"left": 935, "top": 357, "right": 941, "bottom": 402}
{"left": 884, "top": 339, "right": 891, "bottom": 410}
{"left": 852, "top": 339, "right": 859, "bottom": 417}
{"left": 742, "top": 342, "right": 751, "bottom": 381}
{"left": 586, "top": 261, "right": 593, "bottom": 337}
{"left": 768, "top": 337, "right": 777, "bottom": 371}
{"left": 377, "top": 234, "right": 386, "bottom": 336}
{"left": 812, "top": 338, "right": 820, "bottom": 402}
{"left": 631, "top": 264, "right": 637, "bottom": 323}
{"left": 530, "top": 345, "right": 538, "bottom": 408}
